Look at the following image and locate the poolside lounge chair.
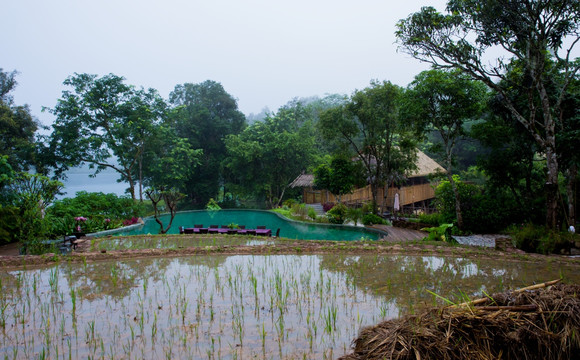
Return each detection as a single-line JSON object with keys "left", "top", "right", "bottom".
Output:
{"left": 194, "top": 224, "right": 203, "bottom": 228}
{"left": 199, "top": 228, "right": 209, "bottom": 234}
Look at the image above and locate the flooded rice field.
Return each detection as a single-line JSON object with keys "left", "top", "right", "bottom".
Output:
{"left": 1, "top": 254, "right": 579, "bottom": 359}
{"left": 89, "top": 235, "right": 278, "bottom": 251}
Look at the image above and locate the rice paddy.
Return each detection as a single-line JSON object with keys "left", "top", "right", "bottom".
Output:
{"left": 1, "top": 254, "right": 579, "bottom": 359}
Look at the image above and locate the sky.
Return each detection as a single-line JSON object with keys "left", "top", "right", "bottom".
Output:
{"left": 2, "top": 0, "right": 448, "bottom": 129}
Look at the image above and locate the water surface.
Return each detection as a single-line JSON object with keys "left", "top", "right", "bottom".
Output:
{"left": 1, "top": 254, "right": 577, "bottom": 359}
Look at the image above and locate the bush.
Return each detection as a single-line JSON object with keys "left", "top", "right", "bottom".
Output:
{"left": 418, "top": 212, "right": 444, "bottom": 226}
{"left": 322, "top": 202, "right": 335, "bottom": 212}
{"left": 346, "top": 207, "right": 363, "bottom": 225}
{"left": 509, "top": 223, "right": 575, "bottom": 255}
{"left": 291, "top": 203, "right": 308, "bottom": 219}
{"left": 283, "top": 199, "right": 298, "bottom": 208}
{"left": 49, "top": 191, "right": 143, "bottom": 220}
{"left": 434, "top": 176, "right": 525, "bottom": 233}
{"left": 327, "top": 203, "right": 347, "bottom": 224}
{"left": 307, "top": 206, "right": 317, "bottom": 220}
{"left": 362, "top": 213, "right": 385, "bottom": 226}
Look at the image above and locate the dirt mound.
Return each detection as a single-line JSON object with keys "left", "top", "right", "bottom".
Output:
{"left": 341, "top": 282, "right": 580, "bottom": 360}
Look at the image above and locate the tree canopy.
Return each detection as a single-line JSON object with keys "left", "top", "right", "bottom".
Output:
{"left": 319, "top": 80, "right": 417, "bottom": 212}
{"left": 0, "top": 69, "right": 39, "bottom": 172}
{"left": 169, "top": 80, "right": 246, "bottom": 206}
{"left": 404, "top": 68, "right": 488, "bottom": 228}
{"left": 45, "top": 73, "right": 168, "bottom": 201}
{"left": 396, "top": 0, "right": 580, "bottom": 228}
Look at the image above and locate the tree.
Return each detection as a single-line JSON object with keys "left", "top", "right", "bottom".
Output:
{"left": 404, "top": 69, "right": 487, "bottom": 229}
{"left": 313, "top": 154, "right": 364, "bottom": 203}
{"left": 45, "top": 73, "right": 167, "bottom": 201}
{"left": 169, "top": 80, "right": 246, "bottom": 206}
{"left": 0, "top": 69, "right": 39, "bottom": 171}
{"left": 223, "top": 108, "right": 317, "bottom": 208}
{"left": 0, "top": 155, "right": 63, "bottom": 246}
{"left": 396, "top": 0, "right": 580, "bottom": 228}
{"left": 319, "top": 81, "right": 417, "bottom": 213}
{"left": 144, "top": 187, "right": 185, "bottom": 234}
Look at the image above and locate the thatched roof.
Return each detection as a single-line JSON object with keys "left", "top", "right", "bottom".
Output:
{"left": 411, "top": 149, "right": 445, "bottom": 177}
{"left": 289, "top": 174, "right": 315, "bottom": 188}
{"left": 289, "top": 150, "right": 445, "bottom": 188}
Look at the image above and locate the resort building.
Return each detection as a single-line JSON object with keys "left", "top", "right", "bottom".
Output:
{"left": 290, "top": 150, "right": 445, "bottom": 213}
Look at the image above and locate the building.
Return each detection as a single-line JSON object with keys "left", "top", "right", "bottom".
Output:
{"left": 289, "top": 150, "right": 445, "bottom": 213}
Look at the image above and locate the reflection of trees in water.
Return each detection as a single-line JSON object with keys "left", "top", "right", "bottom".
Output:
{"left": 61, "top": 255, "right": 230, "bottom": 301}
{"left": 62, "top": 257, "right": 174, "bottom": 300}
{"left": 176, "top": 254, "right": 228, "bottom": 269}
{"left": 318, "top": 254, "right": 567, "bottom": 311}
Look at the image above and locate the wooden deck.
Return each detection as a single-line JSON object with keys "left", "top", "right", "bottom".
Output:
{"left": 371, "top": 225, "right": 427, "bottom": 242}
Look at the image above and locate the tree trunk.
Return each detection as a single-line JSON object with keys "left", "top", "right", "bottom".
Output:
{"left": 445, "top": 151, "right": 463, "bottom": 229}
{"left": 544, "top": 143, "right": 559, "bottom": 230}
{"left": 566, "top": 164, "right": 577, "bottom": 228}
{"left": 138, "top": 151, "right": 143, "bottom": 203}
{"left": 370, "top": 182, "right": 379, "bottom": 214}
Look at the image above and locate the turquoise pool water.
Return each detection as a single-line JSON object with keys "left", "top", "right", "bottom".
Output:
{"left": 113, "top": 209, "right": 386, "bottom": 241}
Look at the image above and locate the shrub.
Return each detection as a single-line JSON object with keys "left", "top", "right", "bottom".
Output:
{"left": 346, "top": 207, "right": 363, "bottom": 225}
{"left": 291, "top": 203, "right": 308, "bottom": 219}
{"left": 362, "top": 213, "right": 385, "bottom": 226}
{"left": 307, "top": 206, "right": 317, "bottom": 220}
{"left": 509, "top": 223, "right": 575, "bottom": 255}
{"left": 49, "top": 191, "right": 143, "bottom": 220}
{"left": 418, "top": 212, "right": 443, "bottom": 226}
{"left": 322, "top": 202, "right": 335, "bottom": 212}
{"left": 283, "top": 199, "right": 298, "bottom": 208}
{"left": 327, "top": 203, "right": 347, "bottom": 224}
{"left": 434, "top": 176, "right": 524, "bottom": 233}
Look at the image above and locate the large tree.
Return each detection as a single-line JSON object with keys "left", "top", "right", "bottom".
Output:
{"left": 404, "top": 69, "right": 487, "bottom": 229}
{"left": 45, "top": 73, "right": 167, "bottom": 201}
{"left": 396, "top": 0, "right": 580, "bottom": 228}
{"left": 0, "top": 69, "right": 39, "bottom": 172}
{"left": 319, "top": 81, "right": 417, "bottom": 213}
{"left": 223, "top": 107, "right": 317, "bottom": 208}
{"left": 169, "top": 80, "right": 246, "bottom": 206}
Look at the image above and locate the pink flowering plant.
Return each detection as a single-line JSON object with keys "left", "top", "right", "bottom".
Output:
{"left": 74, "top": 216, "right": 88, "bottom": 233}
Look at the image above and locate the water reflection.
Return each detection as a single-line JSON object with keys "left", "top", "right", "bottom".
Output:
{"left": 0, "top": 254, "right": 578, "bottom": 359}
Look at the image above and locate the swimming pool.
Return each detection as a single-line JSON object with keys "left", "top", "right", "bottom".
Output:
{"left": 109, "top": 209, "right": 386, "bottom": 241}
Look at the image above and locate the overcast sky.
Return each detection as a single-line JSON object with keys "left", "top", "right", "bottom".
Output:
{"left": 2, "top": 0, "right": 448, "bottom": 128}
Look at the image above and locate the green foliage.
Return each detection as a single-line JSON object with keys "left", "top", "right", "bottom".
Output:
{"left": 509, "top": 223, "right": 576, "bottom": 255}
{"left": 49, "top": 191, "right": 143, "bottom": 220}
{"left": 169, "top": 80, "right": 246, "bottom": 207}
{"left": 396, "top": 0, "right": 579, "bottom": 229}
{"left": 291, "top": 203, "right": 308, "bottom": 220}
{"left": 435, "top": 176, "right": 534, "bottom": 233}
{"left": 0, "top": 69, "right": 38, "bottom": 172}
{"left": 362, "top": 213, "right": 385, "bottom": 226}
{"left": 307, "top": 206, "right": 317, "bottom": 220}
{"left": 224, "top": 106, "right": 318, "bottom": 208}
{"left": 417, "top": 212, "right": 444, "bottom": 226}
{"left": 205, "top": 198, "right": 221, "bottom": 211}
{"left": 45, "top": 73, "right": 168, "bottom": 200}
{"left": 0, "top": 171, "right": 63, "bottom": 246}
{"left": 327, "top": 203, "right": 348, "bottom": 224}
{"left": 421, "top": 223, "right": 454, "bottom": 242}
{"left": 345, "top": 207, "right": 363, "bottom": 226}
{"left": 319, "top": 81, "right": 418, "bottom": 213}
{"left": 313, "top": 154, "right": 363, "bottom": 201}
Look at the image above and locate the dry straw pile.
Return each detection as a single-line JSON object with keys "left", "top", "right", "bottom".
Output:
{"left": 341, "top": 281, "right": 580, "bottom": 360}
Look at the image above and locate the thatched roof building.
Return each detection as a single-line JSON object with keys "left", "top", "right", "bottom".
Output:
{"left": 290, "top": 150, "right": 445, "bottom": 211}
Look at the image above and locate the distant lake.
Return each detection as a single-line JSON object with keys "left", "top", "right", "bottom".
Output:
{"left": 58, "top": 166, "right": 129, "bottom": 199}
